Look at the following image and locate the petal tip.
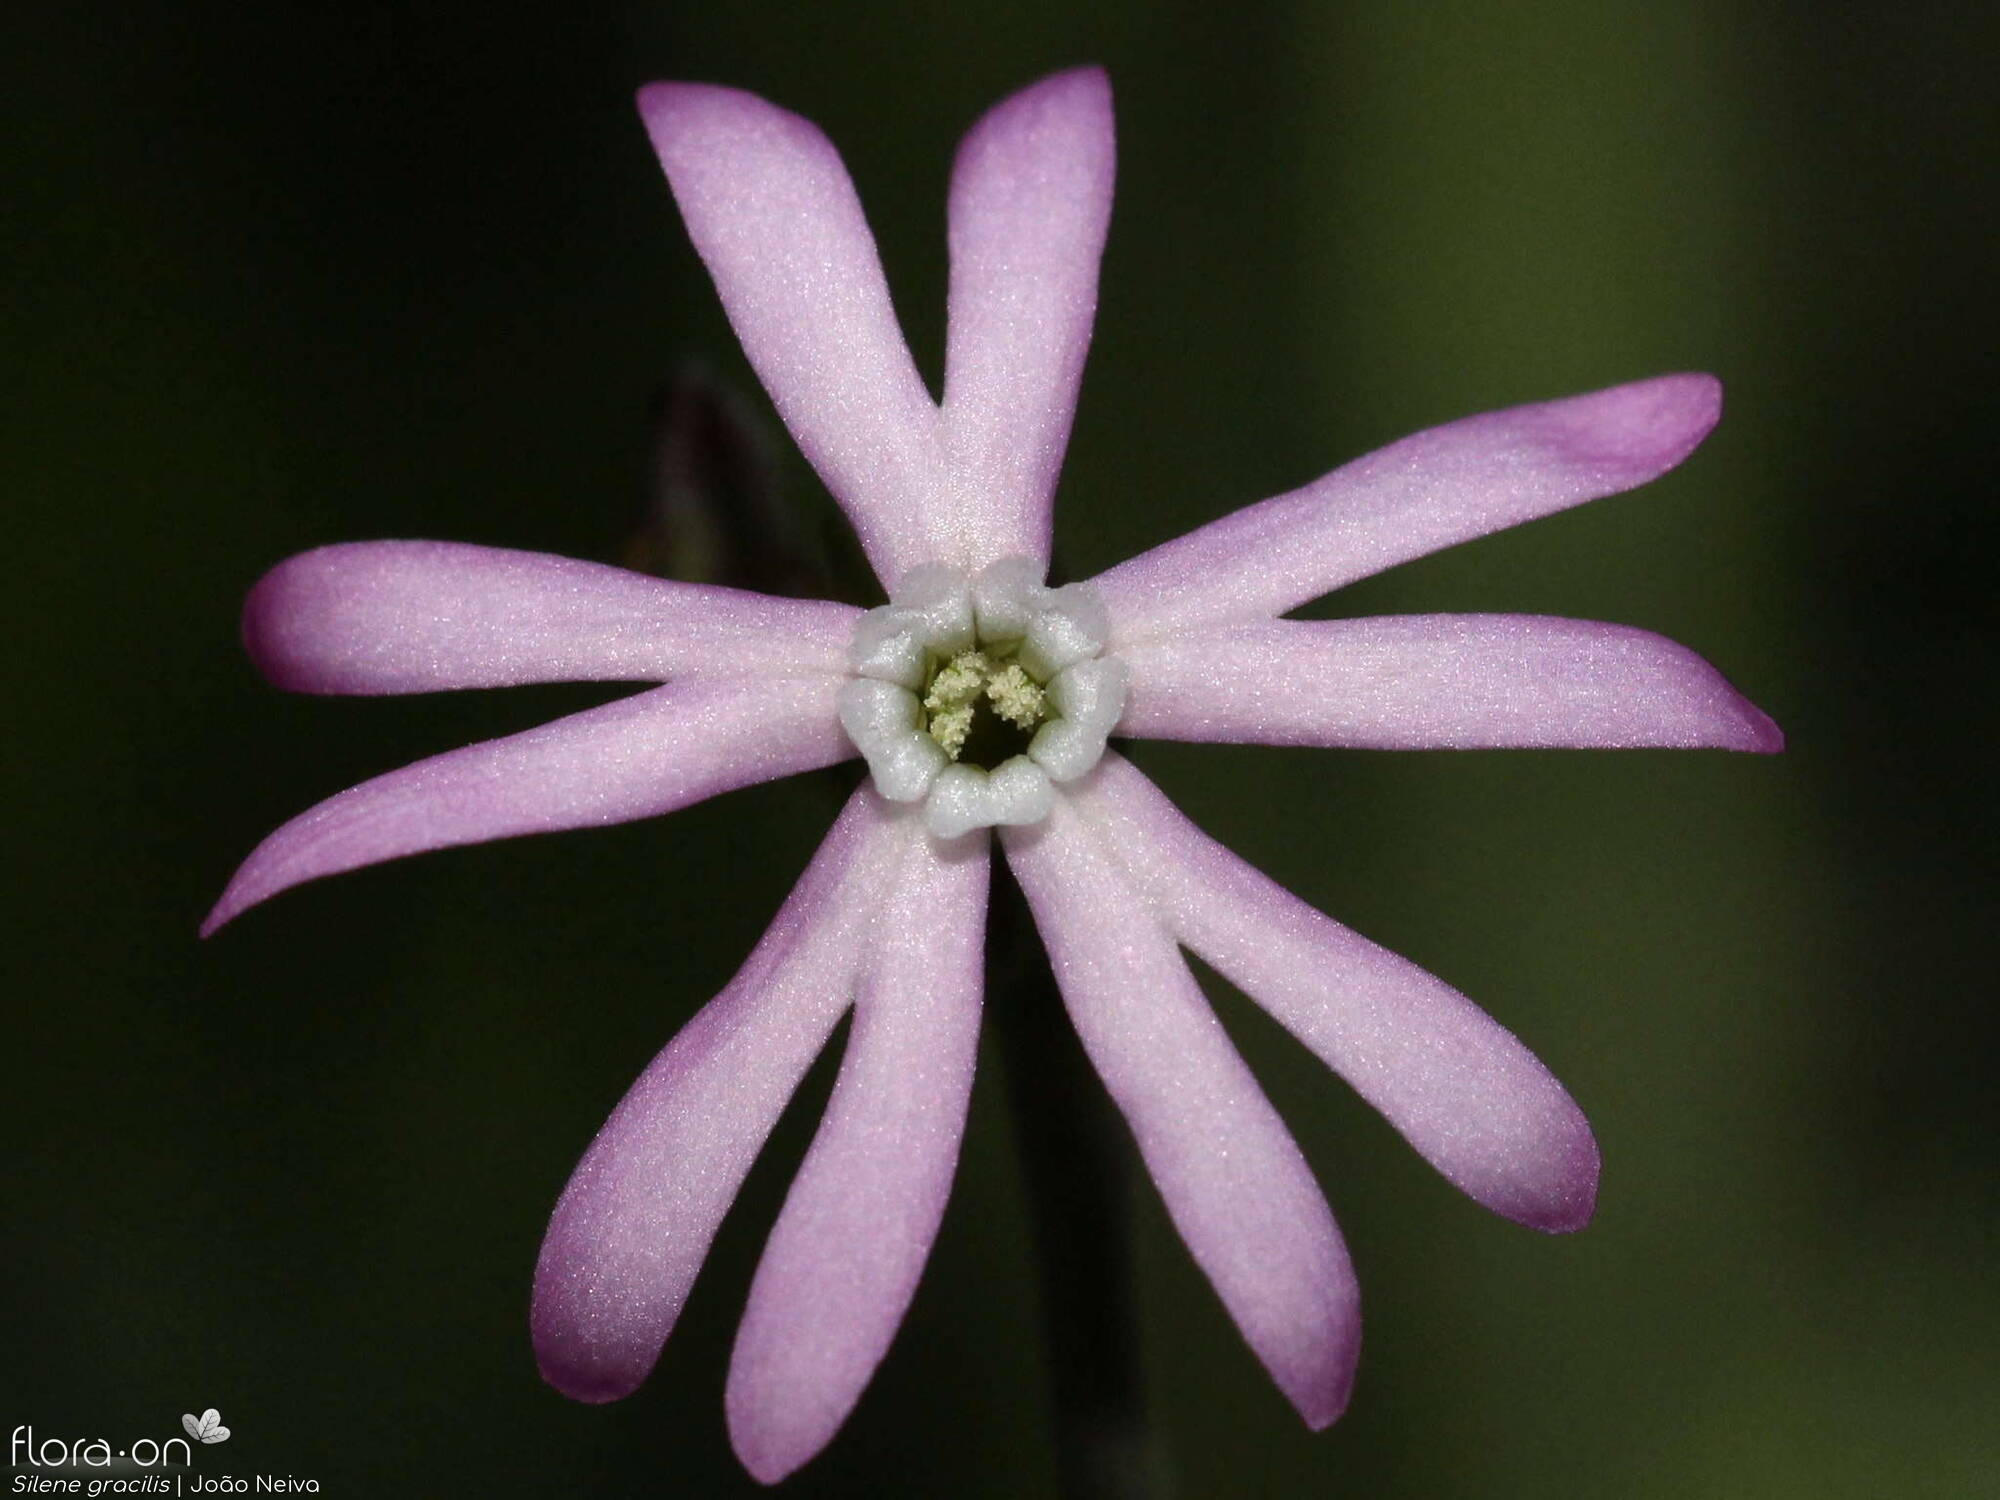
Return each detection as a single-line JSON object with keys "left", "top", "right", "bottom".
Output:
{"left": 1293, "top": 1361, "right": 1358, "bottom": 1432}
{"left": 200, "top": 863, "right": 270, "bottom": 938}
{"left": 1259, "top": 1259, "right": 1362, "bottom": 1436}
{"left": 726, "top": 1403, "right": 819, "bottom": 1488}
{"left": 1300, "top": 1401, "right": 1346, "bottom": 1435}
{"left": 1635, "top": 370, "right": 1722, "bottom": 454}
{"left": 1618, "top": 622, "right": 1781, "bottom": 754}
{"left": 1634, "top": 369, "right": 1723, "bottom": 433}
{"left": 1657, "top": 368, "right": 1723, "bottom": 413}
{"left": 1739, "top": 703, "right": 1786, "bottom": 754}
{"left": 1557, "top": 372, "right": 1723, "bottom": 477}
{"left": 633, "top": 78, "right": 729, "bottom": 126}
{"left": 240, "top": 548, "right": 332, "bottom": 692}
{"left": 534, "top": 1349, "right": 643, "bottom": 1407}
{"left": 1034, "top": 62, "right": 1112, "bottom": 105}
{"left": 1515, "top": 1132, "right": 1602, "bottom": 1235}
{"left": 1684, "top": 650, "right": 1783, "bottom": 754}
{"left": 960, "top": 64, "right": 1120, "bottom": 188}
{"left": 198, "top": 836, "right": 299, "bottom": 938}
{"left": 635, "top": 81, "right": 812, "bottom": 167}
{"left": 1656, "top": 630, "right": 1786, "bottom": 754}
{"left": 532, "top": 1281, "right": 656, "bottom": 1407}
{"left": 1529, "top": 1188, "right": 1599, "bottom": 1236}
{"left": 959, "top": 63, "right": 1114, "bottom": 176}
{"left": 240, "top": 539, "right": 444, "bottom": 695}
{"left": 990, "top": 63, "right": 1111, "bottom": 117}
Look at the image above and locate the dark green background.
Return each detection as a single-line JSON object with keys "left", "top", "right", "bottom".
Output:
{"left": 8, "top": 2, "right": 1993, "bottom": 1495}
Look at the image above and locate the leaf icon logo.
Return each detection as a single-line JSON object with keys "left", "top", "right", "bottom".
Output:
{"left": 180, "top": 1409, "right": 231, "bottom": 1444}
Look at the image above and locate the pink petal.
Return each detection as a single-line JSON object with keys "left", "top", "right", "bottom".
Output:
{"left": 532, "top": 790, "right": 923, "bottom": 1402}
{"left": 202, "top": 675, "right": 851, "bottom": 934}
{"left": 727, "top": 831, "right": 989, "bottom": 1483}
{"left": 1076, "top": 755, "right": 1599, "bottom": 1233}
{"left": 1119, "top": 614, "right": 1783, "bottom": 751}
{"left": 637, "top": 83, "right": 946, "bottom": 589}
{"left": 1002, "top": 798, "right": 1359, "bottom": 1428}
{"left": 1093, "top": 374, "right": 1725, "bottom": 643}
{"left": 939, "top": 67, "right": 1114, "bottom": 571}
{"left": 245, "top": 541, "right": 862, "bottom": 694}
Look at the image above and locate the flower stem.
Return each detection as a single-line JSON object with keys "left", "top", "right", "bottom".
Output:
{"left": 990, "top": 860, "right": 1162, "bottom": 1500}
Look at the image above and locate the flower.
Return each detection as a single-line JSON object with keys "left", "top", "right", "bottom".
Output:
{"left": 205, "top": 67, "right": 1782, "bottom": 1483}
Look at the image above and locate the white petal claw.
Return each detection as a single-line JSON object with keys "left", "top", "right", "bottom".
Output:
{"left": 1019, "top": 583, "right": 1110, "bottom": 678}
{"left": 847, "top": 610, "right": 929, "bottom": 688}
{"left": 926, "top": 765, "right": 991, "bottom": 839}
{"left": 971, "top": 557, "right": 1042, "bottom": 641}
{"left": 987, "top": 755, "right": 1056, "bottom": 826}
{"left": 925, "top": 757, "right": 1053, "bottom": 838}
{"left": 836, "top": 680, "right": 945, "bottom": 801}
{"left": 1048, "top": 656, "right": 1128, "bottom": 734}
{"left": 1030, "top": 657, "right": 1128, "bottom": 782}
{"left": 890, "top": 565, "right": 976, "bottom": 655}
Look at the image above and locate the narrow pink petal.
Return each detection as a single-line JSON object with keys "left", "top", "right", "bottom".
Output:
{"left": 1094, "top": 375, "right": 1724, "bottom": 643}
{"left": 637, "top": 83, "right": 946, "bottom": 589}
{"left": 727, "top": 830, "right": 989, "bottom": 1483}
{"left": 1076, "top": 755, "right": 1598, "bottom": 1232}
{"left": 533, "top": 791, "right": 923, "bottom": 1402}
{"left": 939, "top": 67, "right": 1114, "bottom": 570}
{"left": 245, "top": 541, "right": 862, "bottom": 694}
{"left": 1002, "top": 798, "right": 1359, "bottom": 1428}
{"left": 1119, "top": 614, "right": 1783, "bottom": 751}
{"left": 202, "top": 675, "right": 851, "bottom": 934}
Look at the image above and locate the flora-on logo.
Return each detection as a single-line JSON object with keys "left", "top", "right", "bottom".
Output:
{"left": 181, "top": 1410, "right": 231, "bottom": 1445}
{"left": 10, "top": 1422, "right": 193, "bottom": 1469}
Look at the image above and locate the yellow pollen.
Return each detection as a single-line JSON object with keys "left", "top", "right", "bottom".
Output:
{"left": 922, "top": 650, "right": 1048, "bottom": 759}
{"left": 986, "top": 663, "right": 1044, "bottom": 729}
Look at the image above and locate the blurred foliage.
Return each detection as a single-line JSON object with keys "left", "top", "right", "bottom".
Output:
{"left": 5, "top": 2, "right": 1993, "bottom": 1496}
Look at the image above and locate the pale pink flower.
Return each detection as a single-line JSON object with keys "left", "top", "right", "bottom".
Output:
{"left": 206, "top": 68, "right": 1780, "bottom": 1483}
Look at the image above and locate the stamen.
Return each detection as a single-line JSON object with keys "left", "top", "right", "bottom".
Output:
{"left": 919, "top": 650, "right": 1051, "bottom": 759}
{"left": 924, "top": 651, "right": 993, "bottom": 716}
{"left": 923, "top": 650, "right": 995, "bottom": 758}
{"left": 986, "top": 663, "right": 1045, "bottom": 730}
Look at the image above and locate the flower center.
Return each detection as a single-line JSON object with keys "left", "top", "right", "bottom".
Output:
{"left": 837, "top": 559, "right": 1128, "bottom": 838}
